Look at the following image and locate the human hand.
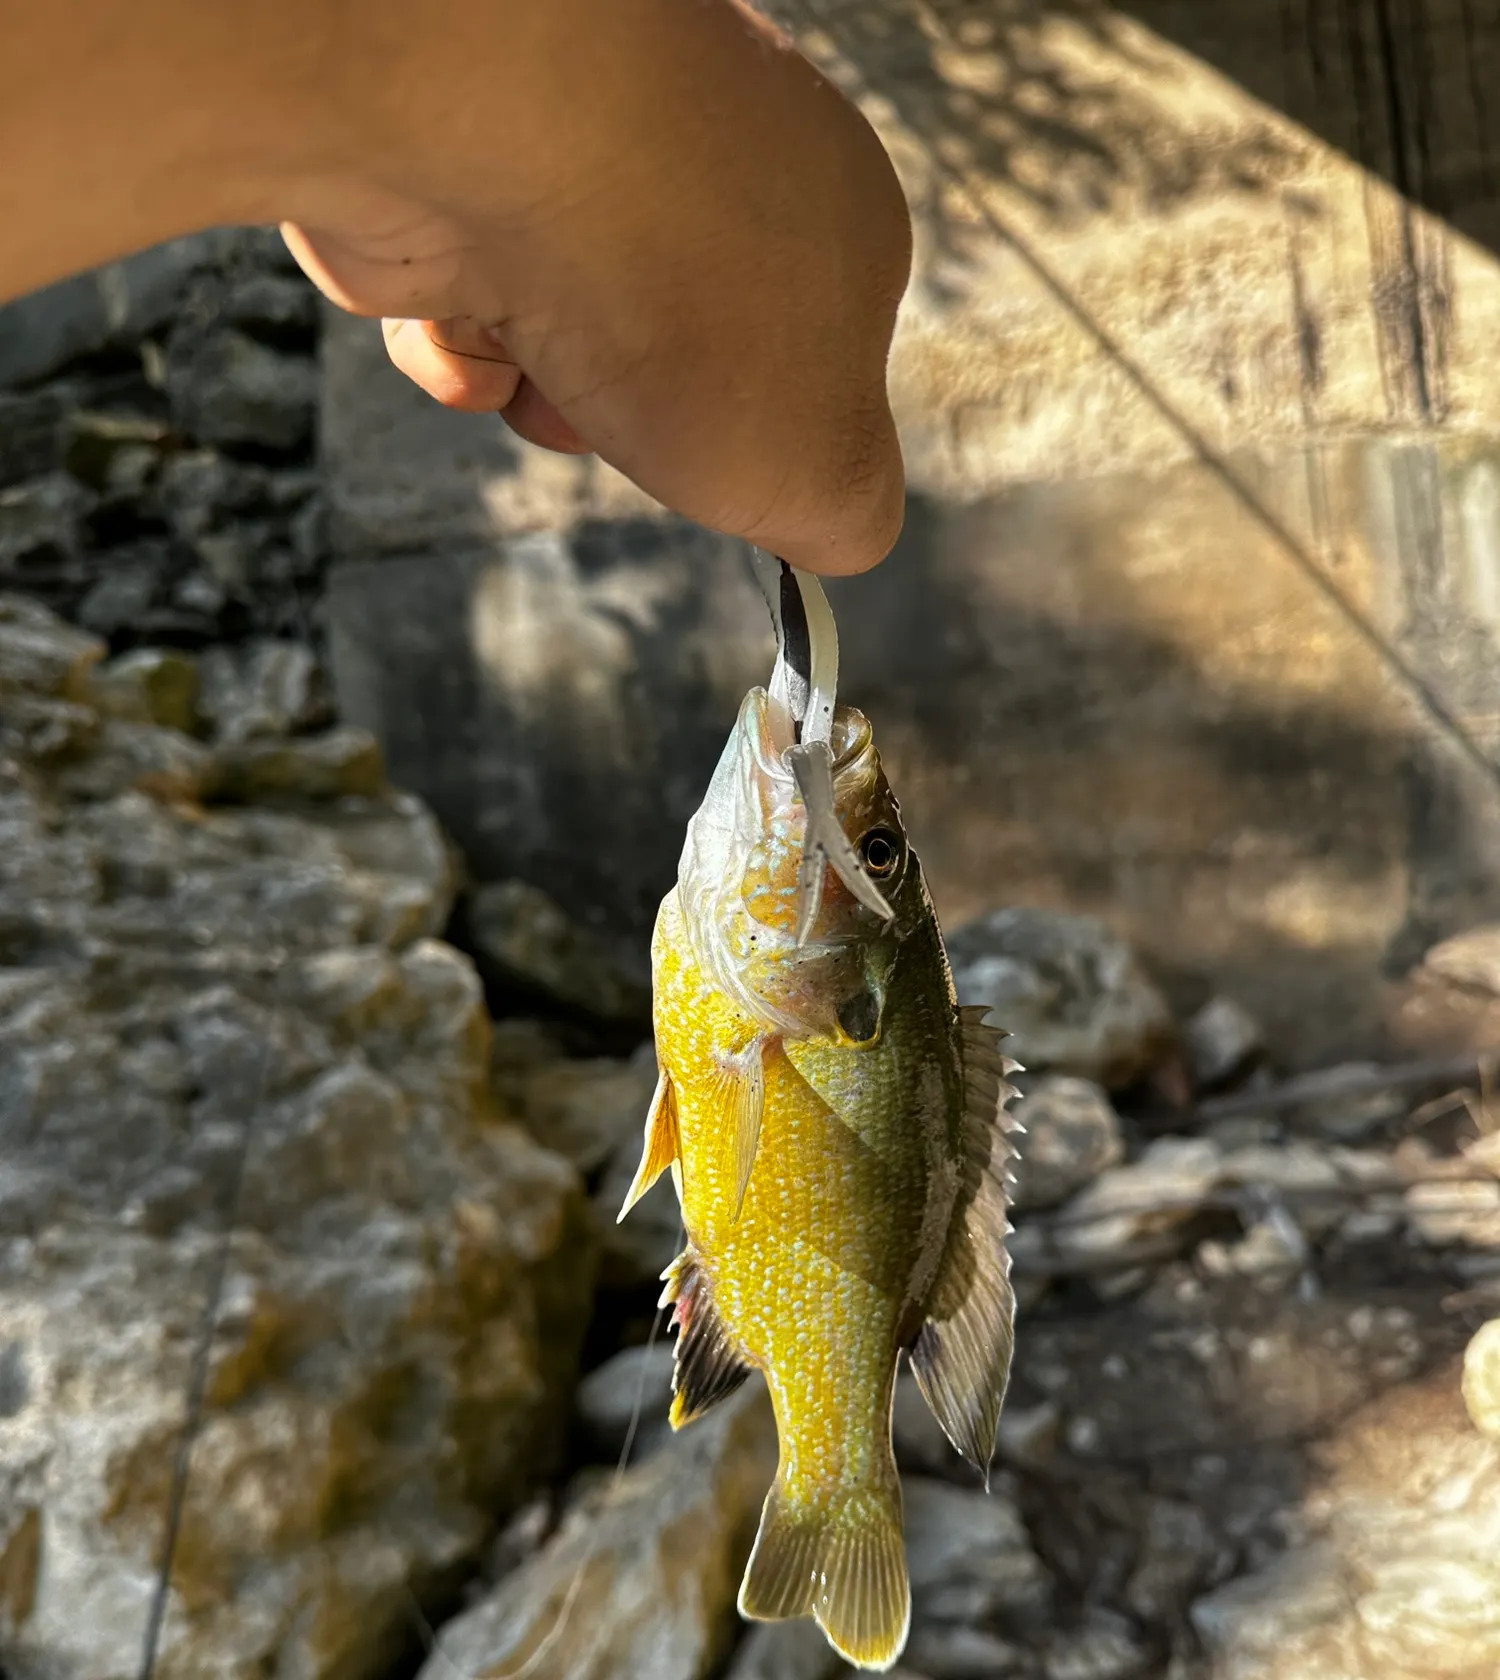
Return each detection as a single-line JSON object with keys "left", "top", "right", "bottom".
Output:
{"left": 1, "top": 0, "right": 909, "bottom": 574}
{"left": 281, "top": 0, "right": 912, "bottom": 575}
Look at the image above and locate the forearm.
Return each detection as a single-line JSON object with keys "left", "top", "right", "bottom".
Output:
{"left": 0, "top": 0, "right": 335, "bottom": 299}
{"left": 0, "top": 0, "right": 911, "bottom": 572}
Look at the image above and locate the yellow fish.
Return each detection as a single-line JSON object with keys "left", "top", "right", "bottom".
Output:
{"left": 618, "top": 558, "right": 1019, "bottom": 1672}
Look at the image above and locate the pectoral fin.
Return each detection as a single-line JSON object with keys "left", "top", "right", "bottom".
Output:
{"left": 911, "top": 1007, "right": 1023, "bottom": 1486}
{"left": 716, "top": 1037, "right": 768, "bottom": 1222}
{"left": 617, "top": 1068, "right": 680, "bottom": 1222}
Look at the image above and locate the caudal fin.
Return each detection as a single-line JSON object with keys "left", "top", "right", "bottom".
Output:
{"left": 737, "top": 1468, "right": 910, "bottom": 1672}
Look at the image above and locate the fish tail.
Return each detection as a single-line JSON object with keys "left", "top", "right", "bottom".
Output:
{"left": 737, "top": 1452, "right": 910, "bottom": 1672}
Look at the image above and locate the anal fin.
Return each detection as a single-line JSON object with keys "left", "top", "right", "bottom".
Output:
{"left": 617, "top": 1067, "right": 680, "bottom": 1222}
{"left": 665, "top": 1251, "right": 753, "bottom": 1429}
{"left": 911, "top": 1006, "right": 1021, "bottom": 1485}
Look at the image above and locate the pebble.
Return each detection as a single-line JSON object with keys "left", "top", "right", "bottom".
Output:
{"left": 1010, "top": 1076, "right": 1125, "bottom": 1213}
{"left": 1462, "top": 1318, "right": 1500, "bottom": 1438}
{"left": 1183, "top": 995, "right": 1265, "bottom": 1090}
{"left": 573, "top": 1341, "right": 677, "bottom": 1461}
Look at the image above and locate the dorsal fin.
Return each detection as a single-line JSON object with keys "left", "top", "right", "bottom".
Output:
{"left": 663, "top": 1251, "right": 754, "bottom": 1429}
{"left": 617, "top": 1068, "right": 680, "bottom": 1221}
{"left": 910, "top": 1006, "right": 1021, "bottom": 1486}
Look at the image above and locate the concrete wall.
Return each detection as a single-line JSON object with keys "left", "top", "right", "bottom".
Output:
{"left": 322, "top": 0, "right": 1500, "bottom": 1062}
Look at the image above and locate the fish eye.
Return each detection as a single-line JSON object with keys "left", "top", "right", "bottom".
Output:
{"left": 858, "top": 826, "right": 903, "bottom": 879}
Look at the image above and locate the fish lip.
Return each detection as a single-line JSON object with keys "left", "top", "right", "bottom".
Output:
{"left": 743, "top": 689, "right": 873, "bottom": 784}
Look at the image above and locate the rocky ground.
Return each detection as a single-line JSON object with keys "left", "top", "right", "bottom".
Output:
{"left": 6, "top": 236, "right": 1500, "bottom": 1680}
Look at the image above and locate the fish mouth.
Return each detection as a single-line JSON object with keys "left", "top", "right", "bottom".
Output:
{"left": 743, "top": 690, "right": 875, "bottom": 787}
{"left": 744, "top": 554, "right": 896, "bottom": 944}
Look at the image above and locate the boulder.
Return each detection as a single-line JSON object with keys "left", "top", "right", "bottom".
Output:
{"left": 165, "top": 328, "right": 319, "bottom": 452}
{"left": 946, "top": 910, "right": 1175, "bottom": 1089}
{"left": 1008, "top": 1077, "right": 1125, "bottom": 1213}
{"left": 1191, "top": 1363, "right": 1500, "bottom": 1680}
{"left": 0, "top": 597, "right": 597, "bottom": 1680}
{"left": 0, "top": 234, "right": 236, "bottom": 389}
{"left": 467, "top": 878, "right": 652, "bottom": 1025}
{"left": 573, "top": 1342, "right": 677, "bottom": 1462}
{"left": 415, "top": 1385, "right": 777, "bottom": 1680}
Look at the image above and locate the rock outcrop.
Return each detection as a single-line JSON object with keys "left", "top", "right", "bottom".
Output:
{"left": 0, "top": 597, "right": 597, "bottom": 1680}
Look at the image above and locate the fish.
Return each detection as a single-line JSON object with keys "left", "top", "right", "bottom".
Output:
{"left": 617, "top": 556, "right": 1020, "bottom": 1672}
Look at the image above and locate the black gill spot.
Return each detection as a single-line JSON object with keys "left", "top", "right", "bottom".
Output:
{"left": 837, "top": 988, "right": 881, "bottom": 1045}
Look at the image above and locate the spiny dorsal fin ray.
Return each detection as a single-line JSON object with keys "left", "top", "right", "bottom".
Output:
{"left": 617, "top": 1067, "right": 680, "bottom": 1222}
{"left": 665, "top": 1251, "right": 753, "bottom": 1429}
{"left": 910, "top": 1006, "right": 1020, "bottom": 1485}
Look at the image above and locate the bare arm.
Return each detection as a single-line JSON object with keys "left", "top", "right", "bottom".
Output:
{"left": 0, "top": 0, "right": 911, "bottom": 574}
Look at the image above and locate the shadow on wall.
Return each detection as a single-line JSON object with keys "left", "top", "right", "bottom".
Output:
{"left": 768, "top": 0, "right": 1305, "bottom": 279}
{"left": 334, "top": 436, "right": 1500, "bottom": 1064}
{"left": 771, "top": 0, "right": 1500, "bottom": 265}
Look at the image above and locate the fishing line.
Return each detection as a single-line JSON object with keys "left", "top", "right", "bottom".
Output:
{"left": 408, "top": 1280, "right": 675, "bottom": 1680}
{"left": 138, "top": 954, "right": 281, "bottom": 1680}
{"left": 140, "top": 457, "right": 321, "bottom": 1677}
{"left": 784, "top": 0, "right": 1500, "bottom": 800}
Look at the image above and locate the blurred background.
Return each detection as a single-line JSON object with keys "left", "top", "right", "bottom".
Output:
{"left": 6, "top": 3, "right": 1500, "bottom": 1678}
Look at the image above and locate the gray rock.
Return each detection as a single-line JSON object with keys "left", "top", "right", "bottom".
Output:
{"left": 905, "top": 1625, "right": 1035, "bottom": 1679}
{"left": 1122, "top": 1498, "right": 1218, "bottom": 1623}
{"left": 165, "top": 329, "right": 318, "bottom": 451}
{"left": 0, "top": 236, "right": 219, "bottom": 388}
{"left": 0, "top": 593, "right": 102, "bottom": 697}
{"left": 1183, "top": 996, "right": 1266, "bottom": 1091}
{"left": 1283, "top": 1061, "right": 1410, "bottom": 1142}
{"left": 61, "top": 410, "right": 169, "bottom": 492}
{"left": 946, "top": 910, "right": 1175, "bottom": 1089}
{"left": 416, "top": 1384, "right": 777, "bottom": 1680}
{"left": 1419, "top": 924, "right": 1500, "bottom": 995}
{"left": 1043, "top": 1612, "right": 1150, "bottom": 1680}
{"left": 1405, "top": 1179, "right": 1500, "bottom": 1248}
{"left": 211, "top": 725, "right": 386, "bottom": 803}
{"left": 467, "top": 878, "right": 652, "bottom": 1024}
{"left": 0, "top": 598, "right": 596, "bottom": 1680}
{"left": 49, "top": 716, "right": 217, "bottom": 804}
{"left": 1463, "top": 1318, "right": 1500, "bottom": 1438}
{"left": 1009, "top": 1077, "right": 1125, "bottom": 1213}
{"left": 505, "top": 1042, "right": 658, "bottom": 1173}
{"left": 1010, "top": 1139, "right": 1222, "bottom": 1277}
{"left": 904, "top": 1477, "right": 1053, "bottom": 1628}
{"left": 593, "top": 1134, "right": 684, "bottom": 1291}
{"left": 222, "top": 272, "right": 320, "bottom": 335}
{"left": 75, "top": 559, "right": 165, "bottom": 639}
{"left": 726, "top": 1619, "right": 846, "bottom": 1680}
{"left": 0, "top": 474, "right": 93, "bottom": 570}
{"left": 198, "top": 640, "right": 319, "bottom": 743}
{"left": 0, "top": 388, "right": 68, "bottom": 487}
{"left": 574, "top": 1342, "right": 677, "bottom": 1461}
{"left": 88, "top": 648, "right": 200, "bottom": 733}
{"left": 1190, "top": 1365, "right": 1500, "bottom": 1680}
{"left": 157, "top": 448, "right": 275, "bottom": 540}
